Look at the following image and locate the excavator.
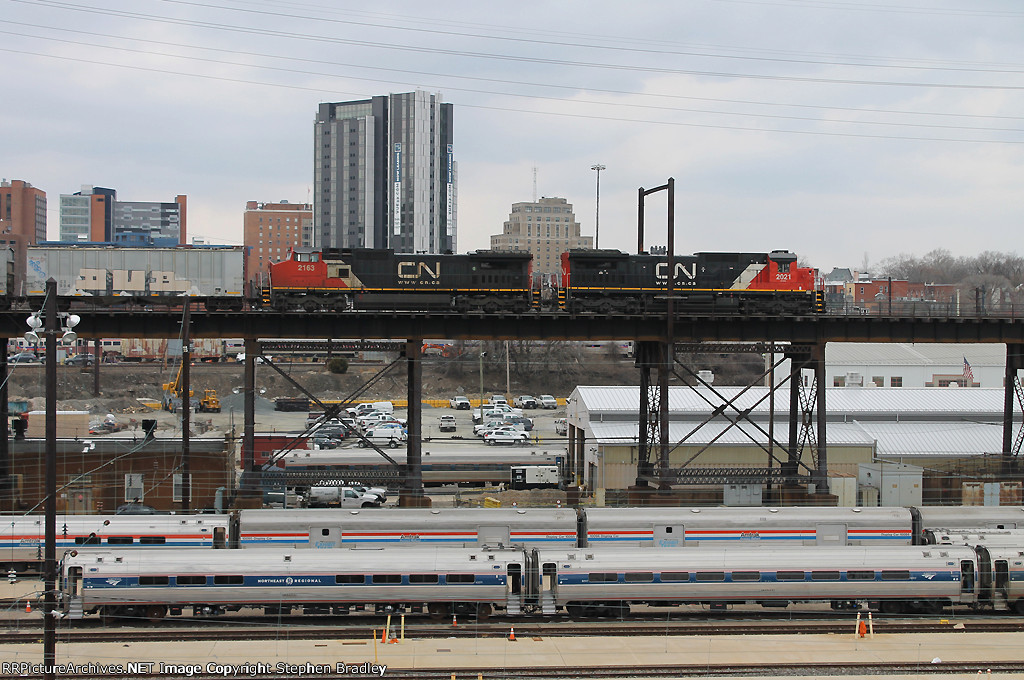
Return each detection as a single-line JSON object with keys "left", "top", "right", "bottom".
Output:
{"left": 161, "top": 361, "right": 221, "bottom": 413}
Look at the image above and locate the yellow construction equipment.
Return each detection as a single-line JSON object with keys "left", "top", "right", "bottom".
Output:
{"left": 161, "top": 363, "right": 221, "bottom": 413}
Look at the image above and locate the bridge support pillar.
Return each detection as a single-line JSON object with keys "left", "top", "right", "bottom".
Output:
{"left": 784, "top": 344, "right": 830, "bottom": 496}
{"left": 1003, "top": 344, "right": 1024, "bottom": 475}
{"left": 634, "top": 340, "right": 671, "bottom": 489}
{"left": 404, "top": 339, "right": 424, "bottom": 501}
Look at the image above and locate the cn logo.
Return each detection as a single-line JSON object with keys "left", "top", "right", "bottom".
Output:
{"left": 398, "top": 261, "right": 441, "bottom": 280}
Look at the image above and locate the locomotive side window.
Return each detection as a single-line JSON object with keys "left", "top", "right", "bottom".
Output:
{"left": 446, "top": 574, "right": 476, "bottom": 584}
{"left": 176, "top": 575, "right": 207, "bottom": 585}
{"left": 106, "top": 536, "right": 134, "bottom": 545}
{"left": 624, "top": 572, "right": 653, "bottom": 583}
{"left": 335, "top": 575, "right": 363, "bottom": 584}
{"left": 372, "top": 574, "right": 402, "bottom": 584}
{"left": 731, "top": 571, "right": 760, "bottom": 581}
{"left": 660, "top": 571, "right": 690, "bottom": 582}
{"left": 75, "top": 535, "right": 101, "bottom": 545}
{"left": 409, "top": 574, "right": 440, "bottom": 584}
{"left": 880, "top": 570, "right": 911, "bottom": 581}
{"left": 139, "top": 536, "right": 167, "bottom": 545}
{"left": 847, "top": 570, "right": 875, "bottom": 580}
{"left": 139, "top": 576, "right": 169, "bottom": 586}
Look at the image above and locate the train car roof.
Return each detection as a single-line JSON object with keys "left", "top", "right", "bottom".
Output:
{"left": 0, "top": 514, "right": 228, "bottom": 531}
{"left": 282, "top": 447, "right": 563, "bottom": 466}
{"left": 535, "top": 544, "right": 977, "bottom": 569}
{"left": 583, "top": 506, "right": 913, "bottom": 527}
{"left": 238, "top": 507, "right": 576, "bottom": 525}
{"left": 66, "top": 546, "right": 527, "bottom": 572}
{"left": 916, "top": 506, "right": 1024, "bottom": 529}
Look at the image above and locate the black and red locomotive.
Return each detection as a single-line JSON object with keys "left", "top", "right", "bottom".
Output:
{"left": 261, "top": 246, "right": 821, "bottom": 315}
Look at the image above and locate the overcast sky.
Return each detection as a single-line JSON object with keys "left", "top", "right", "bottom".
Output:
{"left": 4, "top": 0, "right": 1023, "bottom": 272}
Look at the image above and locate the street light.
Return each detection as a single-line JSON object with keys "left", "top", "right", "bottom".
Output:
{"left": 591, "top": 164, "right": 605, "bottom": 249}
{"left": 478, "top": 352, "right": 486, "bottom": 416}
{"left": 25, "top": 279, "right": 80, "bottom": 680}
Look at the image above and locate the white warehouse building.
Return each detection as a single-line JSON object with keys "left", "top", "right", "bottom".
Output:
{"left": 565, "top": 385, "right": 1021, "bottom": 506}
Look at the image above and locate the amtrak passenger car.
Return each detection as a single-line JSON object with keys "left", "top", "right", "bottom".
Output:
{"left": 60, "top": 542, "right": 1024, "bottom": 620}
{"left": 235, "top": 508, "right": 579, "bottom": 550}
{"left": 0, "top": 514, "right": 228, "bottom": 572}
{"left": 63, "top": 547, "right": 526, "bottom": 621}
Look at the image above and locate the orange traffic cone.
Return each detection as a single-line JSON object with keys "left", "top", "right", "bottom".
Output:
{"left": 508, "top": 626, "right": 516, "bottom": 642}
{"left": 452, "top": 614, "right": 457, "bottom": 627}
{"left": 25, "top": 601, "right": 31, "bottom": 614}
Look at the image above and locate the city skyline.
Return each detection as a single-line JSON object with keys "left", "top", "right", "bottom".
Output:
{"left": 3, "top": 1, "right": 1023, "bottom": 273}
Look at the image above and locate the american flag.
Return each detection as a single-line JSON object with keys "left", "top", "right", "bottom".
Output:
{"left": 963, "top": 356, "right": 974, "bottom": 386}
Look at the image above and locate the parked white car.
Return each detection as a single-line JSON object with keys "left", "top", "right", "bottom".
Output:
{"left": 472, "top": 403, "right": 523, "bottom": 424}
{"left": 439, "top": 415, "right": 457, "bottom": 432}
{"left": 449, "top": 395, "right": 471, "bottom": 410}
{"left": 359, "top": 427, "right": 408, "bottom": 447}
{"left": 357, "top": 412, "right": 406, "bottom": 429}
{"left": 513, "top": 395, "right": 538, "bottom": 409}
{"left": 490, "top": 394, "right": 509, "bottom": 406}
{"left": 483, "top": 426, "right": 530, "bottom": 445}
{"left": 474, "top": 419, "right": 525, "bottom": 436}
{"left": 538, "top": 394, "right": 558, "bottom": 409}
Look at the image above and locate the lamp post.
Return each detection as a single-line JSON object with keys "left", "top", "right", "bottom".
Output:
{"left": 478, "top": 351, "right": 486, "bottom": 415}
{"left": 591, "top": 164, "right": 605, "bottom": 249}
{"left": 24, "top": 279, "right": 79, "bottom": 680}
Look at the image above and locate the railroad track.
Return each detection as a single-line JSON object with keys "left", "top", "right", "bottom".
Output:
{"left": 3, "top": 617, "right": 1024, "bottom": 644}
{"left": 7, "top": 661, "right": 1024, "bottom": 680}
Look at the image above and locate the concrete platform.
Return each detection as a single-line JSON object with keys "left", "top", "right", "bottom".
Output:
{"left": 0, "top": 630, "right": 1020, "bottom": 679}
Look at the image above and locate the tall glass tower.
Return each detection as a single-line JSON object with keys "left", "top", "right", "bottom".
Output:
{"left": 314, "top": 91, "right": 456, "bottom": 254}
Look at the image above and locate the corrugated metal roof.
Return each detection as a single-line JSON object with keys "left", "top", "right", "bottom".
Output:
{"left": 573, "top": 386, "right": 1011, "bottom": 418}
{"left": 852, "top": 421, "right": 1005, "bottom": 458}
{"left": 588, "top": 421, "right": 877, "bottom": 447}
{"left": 826, "top": 342, "right": 1005, "bottom": 367}
{"left": 586, "top": 419, "right": 1004, "bottom": 458}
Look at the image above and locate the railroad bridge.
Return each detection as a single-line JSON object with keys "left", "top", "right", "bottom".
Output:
{"left": 2, "top": 305, "right": 1024, "bottom": 505}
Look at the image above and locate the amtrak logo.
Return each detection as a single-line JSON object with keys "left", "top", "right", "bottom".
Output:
{"left": 106, "top": 578, "right": 122, "bottom": 586}
{"left": 922, "top": 573, "right": 936, "bottom": 580}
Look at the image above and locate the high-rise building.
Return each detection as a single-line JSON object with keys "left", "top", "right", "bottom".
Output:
{"left": 59, "top": 186, "right": 186, "bottom": 245}
{"left": 0, "top": 179, "right": 47, "bottom": 291}
{"left": 314, "top": 91, "right": 456, "bottom": 254}
{"left": 112, "top": 196, "right": 187, "bottom": 246}
{"left": 60, "top": 185, "right": 115, "bottom": 242}
{"left": 243, "top": 200, "right": 313, "bottom": 283}
{"left": 491, "top": 197, "right": 593, "bottom": 276}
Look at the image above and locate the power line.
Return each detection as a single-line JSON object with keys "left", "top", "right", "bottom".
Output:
{"left": 13, "top": 0, "right": 1024, "bottom": 89}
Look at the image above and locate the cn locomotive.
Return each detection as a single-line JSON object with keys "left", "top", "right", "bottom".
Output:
{"left": 260, "top": 246, "right": 822, "bottom": 315}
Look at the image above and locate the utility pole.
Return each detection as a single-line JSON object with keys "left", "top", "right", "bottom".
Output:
{"left": 591, "top": 164, "right": 606, "bottom": 249}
